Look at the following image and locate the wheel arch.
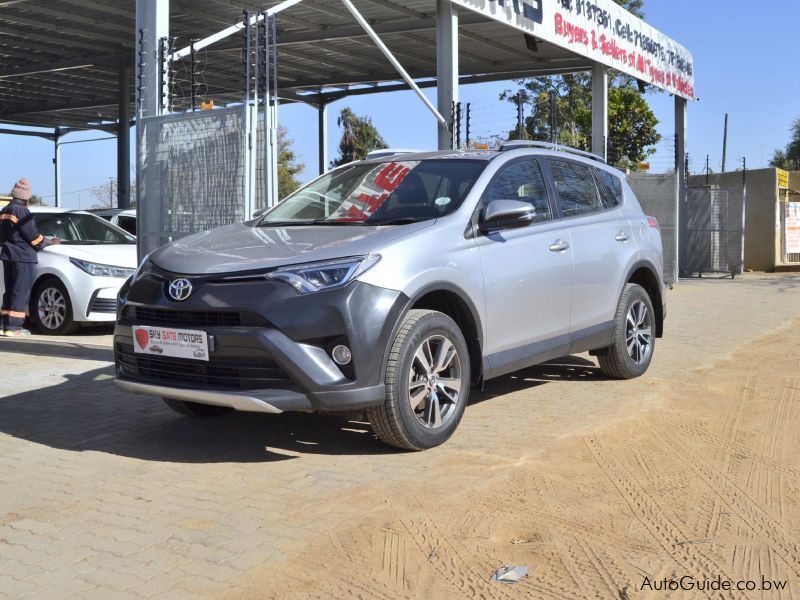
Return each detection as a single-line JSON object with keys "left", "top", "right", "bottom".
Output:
{"left": 383, "top": 283, "right": 484, "bottom": 385}
{"left": 625, "top": 261, "right": 664, "bottom": 338}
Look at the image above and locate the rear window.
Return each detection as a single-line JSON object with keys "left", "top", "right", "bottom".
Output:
{"left": 549, "top": 160, "right": 604, "bottom": 217}
{"left": 594, "top": 169, "right": 623, "bottom": 208}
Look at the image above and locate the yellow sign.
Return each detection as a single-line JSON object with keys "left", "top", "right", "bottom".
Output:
{"left": 200, "top": 101, "right": 215, "bottom": 111}
{"left": 638, "top": 163, "right": 651, "bottom": 172}
{"left": 778, "top": 169, "right": 789, "bottom": 189}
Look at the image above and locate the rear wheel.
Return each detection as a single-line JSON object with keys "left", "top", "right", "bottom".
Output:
{"left": 30, "top": 278, "right": 79, "bottom": 335}
{"left": 597, "top": 283, "right": 655, "bottom": 379}
{"left": 162, "top": 398, "right": 233, "bottom": 417}
{"left": 368, "top": 309, "right": 470, "bottom": 451}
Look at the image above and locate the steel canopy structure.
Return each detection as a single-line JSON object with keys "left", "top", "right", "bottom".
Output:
{"left": 0, "top": 0, "right": 693, "bottom": 211}
{"left": 1, "top": 0, "right": 600, "bottom": 127}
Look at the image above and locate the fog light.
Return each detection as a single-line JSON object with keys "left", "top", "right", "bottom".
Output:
{"left": 332, "top": 344, "right": 352, "bottom": 365}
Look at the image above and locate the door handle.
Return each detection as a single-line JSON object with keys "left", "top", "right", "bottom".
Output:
{"left": 615, "top": 231, "right": 630, "bottom": 242}
{"left": 549, "top": 239, "right": 570, "bottom": 252}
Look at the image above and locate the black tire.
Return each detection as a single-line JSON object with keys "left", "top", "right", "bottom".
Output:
{"left": 29, "top": 278, "right": 80, "bottom": 335}
{"left": 367, "top": 309, "right": 470, "bottom": 451}
{"left": 597, "top": 283, "right": 655, "bottom": 379}
{"left": 162, "top": 398, "right": 233, "bottom": 417}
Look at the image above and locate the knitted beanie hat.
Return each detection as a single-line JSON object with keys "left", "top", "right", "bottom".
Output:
{"left": 10, "top": 178, "right": 32, "bottom": 201}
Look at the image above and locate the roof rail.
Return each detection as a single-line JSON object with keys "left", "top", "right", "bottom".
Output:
{"left": 499, "top": 140, "right": 607, "bottom": 164}
{"left": 365, "top": 148, "right": 423, "bottom": 159}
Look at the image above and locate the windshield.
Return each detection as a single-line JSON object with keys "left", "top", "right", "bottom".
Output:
{"left": 258, "top": 159, "right": 485, "bottom": 226}
{"left": 34, "top": 212, "right": 136, "bottom": 244}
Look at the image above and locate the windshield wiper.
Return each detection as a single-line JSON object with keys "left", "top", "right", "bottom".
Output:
{"left": 366, "top": 217, "right": 432, "bottom": 226}
{"left": 259, "top": 219, "right": 361, "bottom": 227}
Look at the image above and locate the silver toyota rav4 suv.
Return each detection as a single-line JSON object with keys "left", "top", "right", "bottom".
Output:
{"left": 115, "top": 142, "right": 666, "bottom": 450}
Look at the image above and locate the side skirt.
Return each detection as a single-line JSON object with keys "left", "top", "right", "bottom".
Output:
{"left": 482, "top": 321, "right": 615, "bottom": 381}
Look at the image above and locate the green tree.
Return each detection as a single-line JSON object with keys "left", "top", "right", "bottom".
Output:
{"left": 501, "top": 74, "right": 660, "bottom": 169}
{"left": 607, "top": 87, "right": 661, "bottom": 167}
{"left": 618, "top": 0, "right": 644, "bottom": 18}
{"left": 331, "top": 107, "right": 388, "bottom": 167}
{"left": 769, "top": 117, "right": 800, "bottom": 171}
{"left": 278, "top": 125, "right": 304, "bottom": 199}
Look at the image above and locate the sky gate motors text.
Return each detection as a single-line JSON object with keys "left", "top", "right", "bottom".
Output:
{"left": 146, "top": 329, "right": 205, "bottom": 345}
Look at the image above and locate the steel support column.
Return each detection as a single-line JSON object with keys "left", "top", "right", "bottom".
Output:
{"left": 436, "top": 0, "right": 458, "bottom": 150}
{"left": 135, "top": 0, "right": 169, "bottom": 260}
{"left": 53, "top": 127, "right": 61, "bottom": 208}
{"left": 675, "top": 96, "right": 687, "bottom": 279}
{"left": 117, "top": 60, "right": 132, "bottom": 209}
{"left": 318, "top": 102, "right": 328, "bottom": 175}
{"left": 135, "top": 0, "right": 169, "bottom": 118}
{"left": 591, "top": 62, "right": 608, "bottom": 159}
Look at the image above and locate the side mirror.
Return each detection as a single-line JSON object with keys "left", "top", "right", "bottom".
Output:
{"left": 252, "top": 206, "right": 269, "bottom": 219}
{"left": 479, "top": 199, "right": 536, "bottom": 232}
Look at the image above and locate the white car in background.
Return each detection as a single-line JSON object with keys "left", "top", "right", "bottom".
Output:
{"left": 87, "top": 208, "right": 137, "bottom": 236}
{"left": 0, "top": 208, "right": 137, "bottom": 334}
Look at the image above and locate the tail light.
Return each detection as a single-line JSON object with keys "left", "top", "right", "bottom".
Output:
{"left": 646, "top": 216, "right": 660, "bottom": 229}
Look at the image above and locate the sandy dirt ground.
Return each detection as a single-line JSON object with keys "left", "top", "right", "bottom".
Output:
{"left": 234, "top": 298, "right": 800, "bottom": 598}
{"left": 2, "top": 274, "right": 799, "bottom": 599}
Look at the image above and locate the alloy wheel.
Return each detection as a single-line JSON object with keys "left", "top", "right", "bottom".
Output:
{"left": 37, "top": 287, "right": 67, "bottom": 330}
{"left": 625, "top": 300, "right": 652, "bottom": 364}
{"left": 407, "top": 334, "right": 462, "bottom": 429}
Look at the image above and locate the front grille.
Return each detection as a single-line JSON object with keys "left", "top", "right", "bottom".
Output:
{"left": 122, "top": 306, "right": 267, "bottom": 328}
{"left": 116, "top": 343, "right": 292, "bottom": 390}
{"left": 90, "top": 298, "right": 117, "bottom": 314}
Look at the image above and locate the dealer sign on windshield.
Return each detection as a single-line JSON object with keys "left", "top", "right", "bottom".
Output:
{"left": 133, "top": 326, "right": 209, "bottom": 362}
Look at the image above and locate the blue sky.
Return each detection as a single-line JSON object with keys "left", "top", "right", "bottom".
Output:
{"left": 1, "top": 0, "right": 798, "bottom": 208}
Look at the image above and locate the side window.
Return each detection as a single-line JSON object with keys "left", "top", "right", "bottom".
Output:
{"left": 482, "top": 159, "right": 551, "bottom": 223}
{"left": 549, "top": 160, "right": 603, "bottom": 217}
{"left": 594, "top": 169, "right": 623, "bottom": 209}
{"left": 118, "top": 216, "right": 137, "bottom": 236}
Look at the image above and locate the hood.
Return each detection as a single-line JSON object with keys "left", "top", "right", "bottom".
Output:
{"left": 150, "top": 221, "right": 435, "bottom": 275}
{"left": 42, "top": 243, "right": 137, "bottom": 268}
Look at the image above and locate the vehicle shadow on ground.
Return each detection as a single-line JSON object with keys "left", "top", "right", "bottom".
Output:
{"left": 1, "top": 340, "right": 607, "bottom": 462}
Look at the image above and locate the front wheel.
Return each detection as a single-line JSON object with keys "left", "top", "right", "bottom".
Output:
{"left": 30, "top": 278, "right": 79, "bottom": 335}
{"left": 597, "top": 283, "right": 655, "bottom": 379}
{"left": 367, "top": 309, "right": 470, "bottom": 451}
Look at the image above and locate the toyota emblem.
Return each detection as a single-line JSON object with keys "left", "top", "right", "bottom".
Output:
{"left": 167, "top": 278, "right": 193, "bottom": 302}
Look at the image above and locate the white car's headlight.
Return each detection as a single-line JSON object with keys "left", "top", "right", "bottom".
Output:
{"left": 69, "top": 257, "right": 136, "bottom": 279}
{"left": 266, "top": 255, "right": 381, "bottom": 294}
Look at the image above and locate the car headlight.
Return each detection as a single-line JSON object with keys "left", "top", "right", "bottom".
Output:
{"left": 69, "top": 257, "right": 136, "bottom": 279}
{"left": 131, "top": 254, "right": 152, "bottom": 282}
{"left": 266, "top": 255, "right": 381, "bottom": 294}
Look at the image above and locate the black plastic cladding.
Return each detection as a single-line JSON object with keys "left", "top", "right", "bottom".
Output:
{"left": 117, "top": 269, "right": 407, "bottom": 396}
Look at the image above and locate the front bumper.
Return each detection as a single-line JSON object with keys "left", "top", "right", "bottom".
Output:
{"left": 113, "top": 268, "right": 407, "bottom": 412}
{"left": 58, "top": 265, "right": 128, "bottom": 323}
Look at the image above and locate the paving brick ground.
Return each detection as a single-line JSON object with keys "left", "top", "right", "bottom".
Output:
{"left": 1, "top": 273, "right": 799, "bottom": 599}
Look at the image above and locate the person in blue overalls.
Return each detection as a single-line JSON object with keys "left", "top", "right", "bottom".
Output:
{"left": 0, "top": 179, "right": 60, "bottom": 337}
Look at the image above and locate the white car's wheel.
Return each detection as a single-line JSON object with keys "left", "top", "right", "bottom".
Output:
{"left": 30, "top": 278, "right": 79, "bottom": 335}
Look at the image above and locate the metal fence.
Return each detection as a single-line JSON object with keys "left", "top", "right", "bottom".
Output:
{"left": 627, "top": 173, "right": 678, "bottom": 284}
{"left": 137, "top": 106, "right": 248, "bottom": 258}
{"left": 682, "top": 186, "right": 746, "bottom": 278}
